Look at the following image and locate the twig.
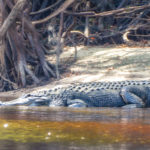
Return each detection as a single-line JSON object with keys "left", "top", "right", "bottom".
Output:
{"left": 0, "top": 73, "right": 17, "bottom": 87}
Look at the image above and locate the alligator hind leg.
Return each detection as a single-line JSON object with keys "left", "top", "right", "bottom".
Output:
{"left": 120, "top": 86, "right": 145, "bottom": 108}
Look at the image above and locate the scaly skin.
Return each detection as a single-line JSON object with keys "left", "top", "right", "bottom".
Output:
{"left": 27, "top": 80, "right": 150, "bottom": 97}
{"left": 1, "top": 80, "right": 150, "bottom": 108}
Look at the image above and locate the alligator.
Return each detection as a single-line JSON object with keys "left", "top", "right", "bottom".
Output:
{"left": 1, "top": 80, "right": 150, "bottom": 108}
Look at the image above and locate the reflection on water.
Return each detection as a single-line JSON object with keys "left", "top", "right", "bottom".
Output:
{"left": 0, "top": 107, "right": 150, "bottom": 150}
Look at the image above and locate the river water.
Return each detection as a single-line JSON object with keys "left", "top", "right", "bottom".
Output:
{"left": 0, "top": 106, "right": 150, "bottom": 150}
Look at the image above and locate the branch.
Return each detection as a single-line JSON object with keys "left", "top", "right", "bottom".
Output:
{"left": 30, "top": 0, "right": 62, "bottom": 15}
{"left": 64, "top": 4, "right": 150, "bottom": 17}
{"left": 92, "top": 3, "right": 150, "bottom": 17}
{"left": 0, "top": 0, "right": 27, "bottom": 39}
{"left": 64, "top": 11, "right": 95, "bottom": 16}
{"left": 32, "top": 0, "right": 75, "bottom": 25}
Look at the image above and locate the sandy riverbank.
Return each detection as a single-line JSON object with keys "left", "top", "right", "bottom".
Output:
{"left": 1, "top": 45, "right": 150, "bottom": 100}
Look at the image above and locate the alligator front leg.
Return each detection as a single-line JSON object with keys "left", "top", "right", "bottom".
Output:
{"left": 67, "top": 99, "right": 88, "bottom": 108}
{"left": 120, "top": 86, "right": 146, "bottom": 108}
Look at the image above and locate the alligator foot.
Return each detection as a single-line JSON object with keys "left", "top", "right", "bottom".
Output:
{"left": 122, "top": 104, "right": 144, "bottom": 108}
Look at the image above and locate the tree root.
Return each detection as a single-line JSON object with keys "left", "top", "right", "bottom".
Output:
{"left": 0, "top": 0, "right": 57, "bottom": 91}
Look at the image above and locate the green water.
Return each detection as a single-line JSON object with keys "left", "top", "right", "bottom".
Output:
{"left": 0, "top": 107, "right": 150, "bottom": 150}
